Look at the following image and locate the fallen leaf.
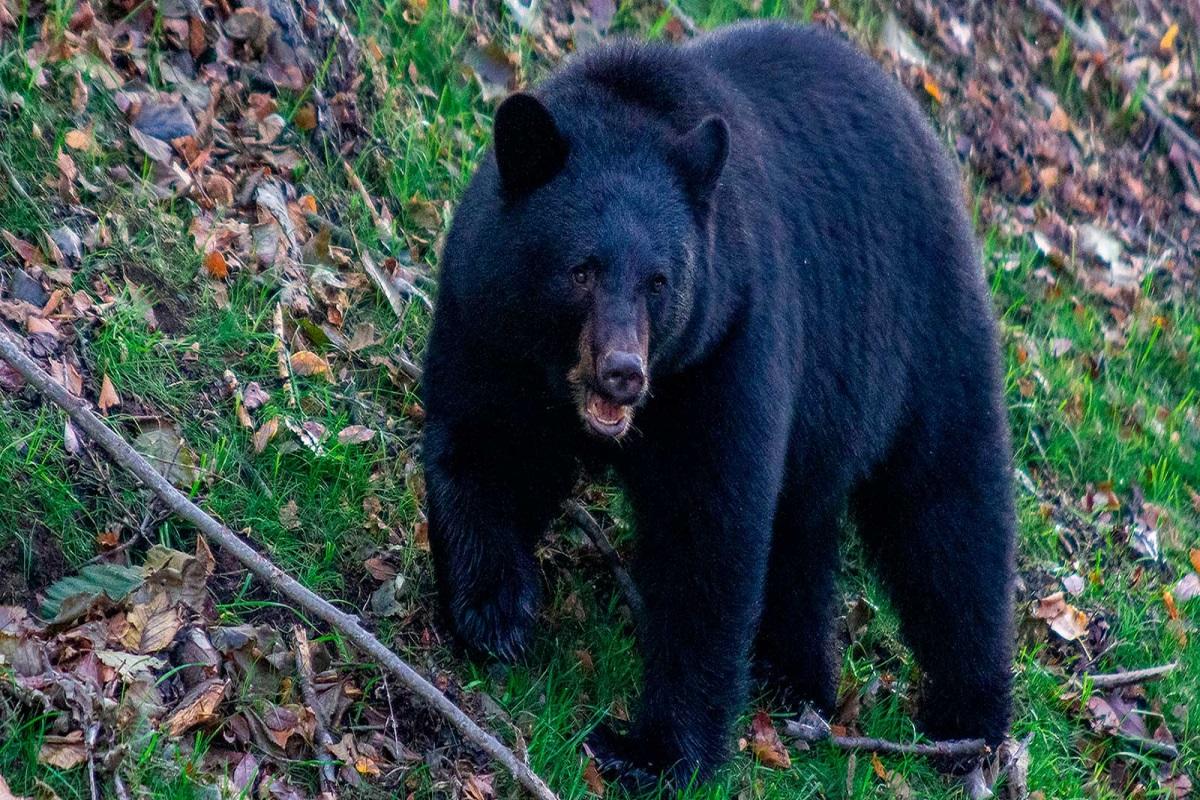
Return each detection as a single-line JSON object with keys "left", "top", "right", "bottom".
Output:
{"left": 749, "top": 711, "right": 791, "bottom": 769}
{"left": 289, "top": 350, "right": 331, "bottom": 379}
{"left": 122, "top": 591, "right": 182, "bottom": 653}
{"left": 98, "top": 374, "right": 120, "bottom": 412}
{"left": 337, "top": 425, "right": 375, "bottom": 445}
{"left": 463, "top": 774, "right": 495, "bottom": 800}
{"left": 922, "top": 73, "right": 942, "bottom": 103}
{"left": 1174, "top": 574, "right": 1200, "bottom": 604}
{"left": 583, "top": 759, "right": 605, "bottom": 797}
{"left": 64, "top": 128, "right": 93, "bottom": 151}
{"left": 1063, "top": 574, "right": 1086, "bottom": 596}
{"left": 163, "top": 678, "right": 228, "bottom": 736}
{"left": 1048, "top": 105, "right": 1070, "bottom": 133}
{"left": 1160, "top": 22, "right": 1179, "bottom": 53}
{"left": 1033, "top": 592, "right": 1089, "bottom": 641}
{"left": 1164, "top": 589, "right": 1180, "bottom": 621}
{"left": 1190, "top": 548, "right": 1200, "bottom": 574}
{"left": 204, "top": 251, "right": 229, "bottom": 280}
{"left": 253, "top": 418, "right": 279, "bottom": 453}
{"left": 38, "top": 732, "right": 86, "bottom": 770}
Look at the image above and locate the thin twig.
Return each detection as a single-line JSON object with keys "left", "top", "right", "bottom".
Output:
{"left": 1078, "top": 662, "right": 1177, "bottom": 689}
{"left": 565, "top": 502, "right": 645, "bottom": 620}
{"left": 85, "top": 722, "right": 100, "bottom": 800}
{"left": 784, "top": 711, "right": 987, "bottom": 758}
{"left": 293, "top": 626, "right": 339, "bottom": 797}
{"left": 0, "top": 328, "right": 559, "bottom": 800}
{"left": 360, "top": 246, "right": 432, "bottom": 315}
{"left": 273, "top": 303, "right": 298, "bottom": 408}
{"left": 1115, "top": 734, "right": 1179, "bottom": 760}
{"left": 1027, "top": 0, "right": 1200, "bottom": 161}
{"left": 343, "top": 161, "right": 391, "bottom": 241}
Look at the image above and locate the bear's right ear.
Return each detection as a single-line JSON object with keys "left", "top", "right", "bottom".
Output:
{"left": 493, "top": 93, "right": 569, "bottom": 198}
{"left": 668, "top": 115, "right": 729, "bottom": 205}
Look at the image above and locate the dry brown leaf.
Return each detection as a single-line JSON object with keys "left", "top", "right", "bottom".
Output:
{"left": 749, "top": 711, "right": 791, "bottom": 769}
{"left": 1033, "top": 591, "right": 1089, "bottom": 640}
{"left": 253, "top": 417, "right": 279, "bottom": 454}
{"left": 26, "top": 316, "right": 58, "bottom": 336}
{"left": 122, "top": 591, "right": 182, "bottom": 653}
{"left": 98, "top": 373, "right": 120, "bottom": 412}
{"left": 1048, "top": 105, "right": 1070, "bottom": 133}
{"left": 337, "top": 425, "right": 375, "bottom": 445}
{"left": 163, "top": 678, "right": 228, "bottom": 736}
{"left": 583, "top": 759, "right": 605, "bottom": 797}
{"left": 38, "top": 732, "right": 87, "bottom": 770}
{"left": 1189, "top": 548, "right": 1200, "bottom": 574}
{"left": 290, "top": 350, "right": 331, "bottom": 379}
{"left": 463, "top": 774, "right": 495, "bottom": 800}
{"left": 64, "top": 128, "right": 93, "bottom": 151}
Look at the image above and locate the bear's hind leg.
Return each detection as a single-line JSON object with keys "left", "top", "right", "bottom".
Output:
{"left": 851, "top": 412, "right": 1015, "bottom": 757}
{"left": 755, "top": 491, "right": 842, "bottom": 715}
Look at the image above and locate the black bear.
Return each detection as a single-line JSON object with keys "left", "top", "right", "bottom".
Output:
{"left": 422, "top": 20, "right": 1015, "bottom": 787}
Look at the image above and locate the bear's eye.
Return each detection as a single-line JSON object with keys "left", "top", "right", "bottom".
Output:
{"left": 650, "top": 273, "right": 668, "bottom": 293}
{"left": 571, "top": 264, "right": 591, "bottom": 286}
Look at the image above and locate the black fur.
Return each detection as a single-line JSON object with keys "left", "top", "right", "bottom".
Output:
{"left": 422, "top": 21, "right": 1015, "bottom": 786}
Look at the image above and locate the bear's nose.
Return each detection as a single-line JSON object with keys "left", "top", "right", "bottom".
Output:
{"left": 598, "top": 351, "right": 645, "bottom": 404}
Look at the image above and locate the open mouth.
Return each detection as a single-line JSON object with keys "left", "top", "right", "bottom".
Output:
{"left": 583, "top": 390, "right": 633, "bottom": 438}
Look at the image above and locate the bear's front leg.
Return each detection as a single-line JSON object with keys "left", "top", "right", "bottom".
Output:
{"left": 424, "top": 419, "right": 576, "bottom": 661}
{"left": 590, "top": 392, "right": 787, "bottom": 787}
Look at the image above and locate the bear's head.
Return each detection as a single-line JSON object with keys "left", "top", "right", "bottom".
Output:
{"left": 440, "top": 91, "right": 729, "bottom": 440}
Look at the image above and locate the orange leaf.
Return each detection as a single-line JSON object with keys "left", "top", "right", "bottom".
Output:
{"left": 299, "top": 194, "right": 318, "bottom": 214}
{"left": 98, "top": 374, "right": 120, "bottom": 412}
{"left": 922, "top": 73, "right": 942, "bottom": 103}
{"left": 1164, "top": 589, "right": 1180, "bottom": 621}
{"left": 290, "top": 350, "right": 332, "bottom": 379}
{"left": 1189, "top": 548, "right": 1200, "bottom": 575}
{"left": 64, "top": 128, "right": 93, "bottom": 151}
{"left": 203, "top": 251, "right": 229, "bottom": 280}
{"left": 583, "top": 759, "right": 605, "bottom": 797}
{"left": 1160, "top": 22, "right": 1179, "bottom": 53}
{"left": 871, "top": 752, "right": 888, "bottom": 780}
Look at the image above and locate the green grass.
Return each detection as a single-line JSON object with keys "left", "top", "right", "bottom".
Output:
{"left": 2, "top": 0, "right": 1198, "bottom": 798}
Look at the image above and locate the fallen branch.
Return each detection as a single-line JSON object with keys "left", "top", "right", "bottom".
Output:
{"left": 784, "top": 709, "right": 987, "bottom": 758}
{"left": 293, "top": 626, "right": 339, "bottom": 797}
{"left": 565, "top": 502, "right": 644, "bottom": 620}
{"left": 1027, "top": 0, "right": 1200, "bottom": 161}
{"left": 0, "top": 328, "right": 558, "bottom": 800}
{"left": 1078, "top": 662, "right": 1177, "bottom": 689}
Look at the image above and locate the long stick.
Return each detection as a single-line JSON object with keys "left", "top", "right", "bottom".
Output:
{"left": 0, "top": 329, "right": 558, "bottom": 800}
{"left": 784, "top": 712, "right": 987, "bottom": 758}
{"left": 1027, "top": 0, "right": 1200, "bottom": 161}
{"left": 564, "top": 502, "right": 645, "bottom": 620}
{"left": 1080, "top": 662, "right": 1177, "bottom": 689}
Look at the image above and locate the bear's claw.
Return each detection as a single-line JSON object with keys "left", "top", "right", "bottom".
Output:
{"left": 585, "top": 724, "right": 676, "bottom": 794}
{"left": 449, "top": 565, "right": 540, "bottom": 662}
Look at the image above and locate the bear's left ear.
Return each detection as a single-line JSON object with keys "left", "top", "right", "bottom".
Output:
{"left": 668, "top": 115, "right": 729, "bottom": 205}
{"left": 493, "top": 92, "right": 570, "bottom": 198}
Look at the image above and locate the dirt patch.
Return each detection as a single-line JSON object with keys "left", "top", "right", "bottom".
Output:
{"left": 0, "top": 524, "right": 70, "bottom": 607}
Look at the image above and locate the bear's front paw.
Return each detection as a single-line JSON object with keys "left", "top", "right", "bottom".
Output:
{"left": 585, "top": 723, "right": 704, "bottom": 793}
{"left": 449, "top": 564, "right": 540, "bottom": 662}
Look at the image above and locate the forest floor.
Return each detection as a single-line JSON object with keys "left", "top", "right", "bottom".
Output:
{"left": 1, "top": 0, "right": 1199, "bottom": 798}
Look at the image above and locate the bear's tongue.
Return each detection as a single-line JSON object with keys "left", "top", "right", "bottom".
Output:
{"left": 587, "top": 393, "right": 626, "bottom": 425}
